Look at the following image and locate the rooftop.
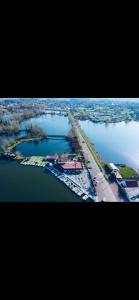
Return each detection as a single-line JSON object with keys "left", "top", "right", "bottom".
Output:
{"left": 109, "top": 163, "right": 119, "bottom": 171}
{"left": 118, "top": 178, "right": 139, "bottom": 200}
{"left": 61, "top": 161, "right": 83, "bottom": 170}
{"left": 125, "top": 187, "right": 139, "bottom": 200}
{"left": 46, "top": 155, "right": 58, "bottom": 160}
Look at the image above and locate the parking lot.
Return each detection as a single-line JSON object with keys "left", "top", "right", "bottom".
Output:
{"left": 65, "top": 168, "right": 91, "bottom": 192}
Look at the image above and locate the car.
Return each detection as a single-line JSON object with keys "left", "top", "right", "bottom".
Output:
{"left": 101, "top": 197, "right": 107, "bottom": 202}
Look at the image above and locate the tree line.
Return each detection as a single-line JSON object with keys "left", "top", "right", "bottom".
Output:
{"left": 0, "top": 109, "right": 44, "bottom": 135}
{"left": 26, "top": 124, "right": 47, "bottom": 138}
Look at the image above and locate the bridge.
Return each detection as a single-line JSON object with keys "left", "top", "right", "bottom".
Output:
{"left": 47, "top": 134, "right": 67, "bottom": 139}
{"left": 18, "top": 130, "right": 68, "bottom": 139}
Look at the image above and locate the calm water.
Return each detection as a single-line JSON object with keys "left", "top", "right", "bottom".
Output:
{"left": 17, "top": 115, "right": 72, "bottom": 156}
{"left": 0, "top": 159, "right": 80, "bottom": 202}
{"left": 79, "top": 120, "right": 139, "bottom": 172}
{"left": 15, "top": 138, "right": 72, "bottom": 156}
{"left": 0, "top": 114, "right": 80, "bottom": 202}
{"left": 1, "top": 114, "right": 139, "bottom": 201}
{"left": 20, "top": 114, "right": 71, "bottom": 135}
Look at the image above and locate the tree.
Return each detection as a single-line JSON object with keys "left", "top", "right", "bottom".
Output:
{"left": 26, "top": 124, "right": 47, "bottom": 138}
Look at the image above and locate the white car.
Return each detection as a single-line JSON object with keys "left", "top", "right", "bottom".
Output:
{"left": 101, "top": 197, "right": 107, "bottom": 202}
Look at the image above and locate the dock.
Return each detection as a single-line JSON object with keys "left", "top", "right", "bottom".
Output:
{"left": 46, "top": 165, "right": 95, "bottom": 201}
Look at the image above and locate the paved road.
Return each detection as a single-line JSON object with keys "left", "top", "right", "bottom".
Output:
{"left": 70, "top": 113, "right": 118, "bottom": 202}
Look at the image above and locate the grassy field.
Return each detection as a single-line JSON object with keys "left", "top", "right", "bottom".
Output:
{"left": 26, "top": 156, "right": 46, "bottom": 164}
{"left": 119, "top": 165, "right": 139, "bottom": 178}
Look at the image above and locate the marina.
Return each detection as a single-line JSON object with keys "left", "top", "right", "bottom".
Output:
{"left": 46, "top": 165, "right": 95, "bottom": 201}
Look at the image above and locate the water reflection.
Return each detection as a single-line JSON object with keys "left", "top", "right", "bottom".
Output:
{"left": 79, "top": 120, "right": 139, "bottom": 172}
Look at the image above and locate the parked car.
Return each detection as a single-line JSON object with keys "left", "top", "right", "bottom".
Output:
{"left": 101, "top": 197, "right": 107, "bottom": 202}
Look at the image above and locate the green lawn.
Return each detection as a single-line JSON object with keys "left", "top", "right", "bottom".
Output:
{"left": 6, "top": 136, "right": 44, "bottom": 151}
{"left": 119, "top": 166, "right": 139, "bottom": 178}
{"left": 27, "top": 156, "right": 46, "bottom": 164}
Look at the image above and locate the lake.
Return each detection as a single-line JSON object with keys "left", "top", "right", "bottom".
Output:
{"left": 20, "top": 114, "right": 71, "bottom": 135}
{"left": 17, "top": 114, "right": 72, "bottom": 156}
{"left": 1, "top": 114, "right": 139, "bottom": 202}
{"left": 0, "top": 114, "right": 72, "bottom": 155}
{"left": 0, "top": 114, "right": 80, "bottom": 202}
{"left": 15, "top": 138, "right": 72, "bottom": 156}
{"left": 0, "top": 159, "right": 80, "bottom": 202}
{"left": 79, "top": 120, "right": 139, "bottom": 172}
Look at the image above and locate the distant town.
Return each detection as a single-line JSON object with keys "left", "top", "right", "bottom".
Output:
{"left": 0, "top": 98, "right": 139, "bottom": 202}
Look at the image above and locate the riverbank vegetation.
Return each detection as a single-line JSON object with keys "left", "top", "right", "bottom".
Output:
{"left": 0, "top": 120, "right": 20, "bottom": 134}
{"left": 0, "top": 108, "right": 45, "bottom": 135}
{"left": 26, "top": 124, "right": 47, "bottom": 138}
{"left": 118, "top": 165, "right": 139, "bottom": 178}
{"left": 67, "top": 128, "right": 81, "bottom": 152}
{"left": 79, "top": 126, "right": 105, "bottom": 172}
{"left": 5, "top": 136, "right": 45, "bottom": 152}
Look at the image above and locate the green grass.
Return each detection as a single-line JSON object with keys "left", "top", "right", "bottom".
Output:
{"left": 68, "top": 111, "right": 106, "bottom": 173}
{"left": 6, "top": 136, "right": 45, "bottom": 151}
{"left": 119, "top": 166, "right": 139, "bottom": 178}
{"left": 26, "top": 156, "right": 46, "bottom": 164}
{"left": 79, "top": 127, "right": 104, "bottom": 173}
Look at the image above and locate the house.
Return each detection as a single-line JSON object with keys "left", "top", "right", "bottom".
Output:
{"left": 108, "top": 163, "right": 122, "bottom": 178}
{"left": 108, "top": 163, "right": 119, "bottom": 173}
{"left": 60, "top": 161, "right": 83, "bottom": 174}
{"left": 46, "top": 155, "right": 58, "bottom": 163}
{"left": 117, "top": 178, "right": 139, "bottom": 201}
{"left": 4, "top": 152, "right": 15, "bottom": 158}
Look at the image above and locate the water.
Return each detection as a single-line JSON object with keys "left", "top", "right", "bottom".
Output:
{"left": 17, "top": 115, "right": 72, "bottom": 156}
{"left": 0, "top": 159, "right": 80, "bottom": 202}
{"left": 0, "top": 114, "right": 80, "bottom": 202}
{"left": 1, "top": 113, "right": 139, "bottom": 201}
{"left": 20, "top": 114, "right": 71, "bottom": 135}
{"left": 15, "top": 138, "right": 72, "bottom": 156}
{"left": 79, "top": 120, "right": 139, "bottom": 172}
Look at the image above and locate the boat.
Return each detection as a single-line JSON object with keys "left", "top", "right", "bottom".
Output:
{"left": 82, "top": 194, "right": 89, "bottom": 200}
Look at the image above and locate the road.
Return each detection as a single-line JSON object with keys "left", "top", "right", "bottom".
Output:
{"left": 70, "top": 113, "right": 118, "bottom": 202}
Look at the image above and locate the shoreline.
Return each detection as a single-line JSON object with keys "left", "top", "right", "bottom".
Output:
{"left": 6, "top": 136, "right": 46, "bottom": 152}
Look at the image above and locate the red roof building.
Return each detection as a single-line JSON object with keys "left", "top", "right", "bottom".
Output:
{"left": 61, "top": 161, "right": 83, "bottom": 170}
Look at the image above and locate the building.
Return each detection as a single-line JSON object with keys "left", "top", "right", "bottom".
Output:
{"left": 108, "top": 163, "right": 119, "bottom": 173}
{"left": 46, "top": 155, "right": 58, "bottom": 163}
{"left": 108, "top": 163, "right": 122, "bottom": 179}
{"left": 117, "top": 178, "right": 139, "bottom": 201}
{"left": 4, "top": 152, "right": 15, "bottom": 159}
{"left": 60, "top": 161, "right": 83, "bottom": 174}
